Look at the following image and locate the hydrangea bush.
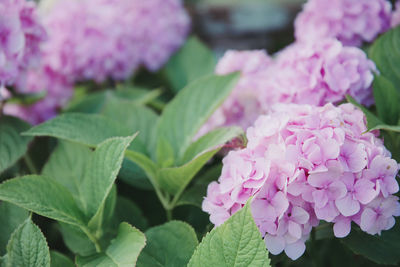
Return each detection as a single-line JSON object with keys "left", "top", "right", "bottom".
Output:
{"left": 1, "top": 0, "right": 400, "bottom": 266}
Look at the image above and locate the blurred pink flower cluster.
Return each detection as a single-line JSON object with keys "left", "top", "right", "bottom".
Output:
{"left": 41, "top": 0, "right": 190, "bottom": 83}
{"left": 199, "top": 39, "right": 376, "bottom": 135}
{"left": 295, "top": 0, "right": 392, "bottom": 47}
{"left": 0, "top": 0, "right": 46, "bottom": 89}
{"left": 2, "top": 0, "right": 190, "bottom": 124}
{"left": 203, "top": 103, "right": 400, "bottom": 260}
{"left": 392, "top": 1, "right": 400, "bottom": 28}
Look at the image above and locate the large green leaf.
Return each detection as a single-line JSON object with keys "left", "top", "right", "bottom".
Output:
{"left": 342, "top": 222, "right": 400, "bottom": 265}
{"left": 22, "top": 113, "right": 131, "bottom": 147}
{"left": 188, "top": 201, "right": 270, "bottom": 267}
{"left": 6, "top": 218, "right": 50, "bottom": 267}
{"left": 163, "top": 36, "right": 216, "bottom": 93}
{"left": 76, "top": 223, "right": 146, "bottom": 267}
{"left": 112, "top": 196, "right": 148, "bottom": 232}
{"left": 0, "top": 202, "right": 29, "bottom": 255}
{"left": 42, "top": 141, "right": 92, "bottom": 205}
{"left": 66, "top": 87, "right": 161, "bottom": 114}
{"left": 158, "top": 148, "right": 219, "bottom": 196}
{"left": 124, "top": 150, "right": 158, "bottom": 187}
{"left": 0, "top": 116, "right": 32, "bottom": 173}
{"left": 373, "top": 75, "right": 400, "bottom": 125}
{"left": 369, "top": 26, "right": 400, "bottom": 90}
{"left": 0, "top": 175, "right": 86, "bottom": 227}
{"left": 137, "top": 221, "right": 198, "bottom": 267}
{"left": 50, "top": 251, "right": 74, "bottom": 267}
{"left": 180, "top": 126, "right": 243, "bottom": 164}
{"left": 156, "top": 73, "right": 239, "bottom": 160}
{"left": 82, "top": 136, "right": 135, "bottom": 220}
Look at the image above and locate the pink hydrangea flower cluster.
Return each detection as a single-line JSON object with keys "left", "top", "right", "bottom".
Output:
{"left": 267, "top": 39, "right": 376, "bottom": 107}
{"left": 196, "top": 50, "right": 272, "bottom": 138}
{"left": 199, "top": 39, "right": 376, "bottom": 136}
{"left": 294, "top": 0, "right": 392, "bottom": 47}
{"left": 3, "top": 64, "right": 73, "bottom": 124}
{"left": 0, "top": 0, "right": 47, "bottom": 88}
{"left": 392, "top": 1, "right": 400, "bottom": 28}
{"left": 42, "top": 0, "right": 190, "bottom": 83}
{"left": 202, "top": 103, "right": 400, "bottom": 260}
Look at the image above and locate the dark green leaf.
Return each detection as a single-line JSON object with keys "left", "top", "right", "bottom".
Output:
{"left": 137, "top": 221, "right": 198, "bottom": 267}
{"left": 0, "top": 202, "right": 29, "bottom": 255}
{"left": 0, "top": 116, "right": 32, "bottom": 173}
{"left": 373, "top": 74, "right": 400, "bottom": 125}
{"left": 50, "top": 251, "right": 74, "bottom": 267}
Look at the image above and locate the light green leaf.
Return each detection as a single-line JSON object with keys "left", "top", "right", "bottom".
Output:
{"left": 158, "top": 149, "right": 220, "bottom": 196}
{"left": 156, "top": 137, "right": 175, "bottom": 168}
{"left": 0, "top": 116, "right": 32, "bottom": 173}
{"left": 373, "top": 74, "right": 400, "bottom": 125}
{"left": 163, "top": 36, "right": 216, "bottom": 92}
{"left": 6, "top": 218, "right": 50, "bottom": 267}
{"left": 42, "top": 141, "right": 92, "bottom": 205}
{"left": 188, "top": 201, "right": 270, "bottom": 267}
{"left": 157, "top": 73, "right": 239, "bottom": 160}
{"left": 76, "top": 223, "right": 146, "bottom": 267}
{"left": 0, "top": 202, "right": 29, "bottom": 255}
{"left": 22, "top": 113, "right": 131, "bottom": 147}
{"left": 83, "top": 135, "right": 135, "bottom": 219}
{"left": 369, "top": 26, "right": 400, "bottom": 90}
{"left": 0, "top": 175, "right": 87, "bottom": 227}
{"left": 50, "top": 251, "right": 74, "bottom": 267}
{"left": 180, "top": 126, "right": 243, "bottom": 164}
{"left": 342, "top": 222, "right": 400, "bottom": 265}
{"left": 137, "top": 221, "right": 198, "bottom": 267}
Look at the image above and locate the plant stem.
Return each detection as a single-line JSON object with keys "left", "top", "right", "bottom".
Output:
{"left": 24, "top": 154, "right": 38, "bottom": 174}
{"left": 166, "top": 209, "right": 173, "bottom": 221}
{"left": 81, "top": 227, "right": 102, "bottom": 253}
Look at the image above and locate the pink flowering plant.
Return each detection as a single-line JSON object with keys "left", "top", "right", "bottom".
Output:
{"left": 1, "top": 0, "right": 400, "bottom": 266}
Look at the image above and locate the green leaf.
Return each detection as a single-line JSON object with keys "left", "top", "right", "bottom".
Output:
{"left": 156, "top": 73, "right": 239, "bottom": 160}
{"left": 163, "top": 36, "right": 216, "bottom": 92}
{"left": 342, "top": 222, "right": 400, "bottom": 265}
{"left": 42, "top": 141, "right": 92, "bottom": 205}
{"left": 180, "top": 126, "right": 243, "bottom": 164}
{"left": 124, "top": 150, "right": 158, "bottom": 187}
{"left": 82, "top": 135, "right": 135, "bottom": 219}
{"left": 66, "top": 88, "right": 161, "bottom": 114}
{"left": 177, "top": 165, "right": 222, "bottom": 208}
{"left": 0, "top": 175, "right": 87, "bottom": 227}
{"left": 137, "top": 221, "right": 198, "bottom": 267}
{"left": 6, "top": 218, "right": 50, "bottom": 267}
{"left": 112, "top": 196, "right": 148, "bottom": 231}
{"left": 0, "top": 202, "right": 29, "bottom": 255}
{"left": 76, "top": 223, "right": 146, "bottom": 267}
{"left": 58, "top": 223, "right": 96, "bottom": 257}
{"left": 188, "top": 201, "right": 270, "bottom": 267}
{"left": 158, "top": 148, "right": 219, "bottom": 196}
{"left": 22, "top": 113, "right": 131, "bottom": 147}
{"left": 0, "top": 116, "right": 32, "bottom": 173}
{"left": 373, "top": 74, "right": 400, "bottom": 125}
{"left": 369, "top": 26, "right": 400, "bottom": 90}
{"left": 102, "top": 101, "right": 158, "bottom": 153}
{"left": 50, "top": 251, "right": 74, "bottom": 267}
{"left": 156, "top": 137, "right": 175, "bottom": 168}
